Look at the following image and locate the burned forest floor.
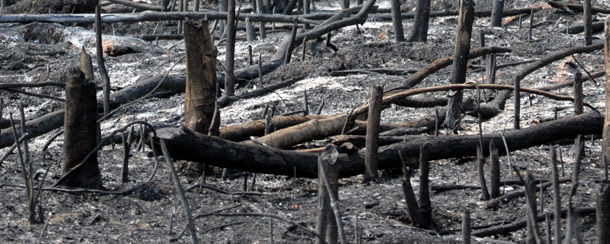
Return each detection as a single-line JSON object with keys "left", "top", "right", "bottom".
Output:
{"left": 1, "top": 0, "right": 610, "bottom": 243}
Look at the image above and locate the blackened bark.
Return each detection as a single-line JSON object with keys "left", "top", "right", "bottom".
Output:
{"left": 408, "top": 0, "right": 430, "bottom": 42}
{"left": 445, "top": 0, "right": 474, "bottom": 130}
{"left": 584, "top": 0, "right": 592, "bottom": 45}
{"left": 490, "top": 0, "right": 504, "bottom": 27}
{"left": 60, "top": 67, "right": 102, "bottom": 189}
{"left": 225, "top": 0, "right": 236, "bottom": 96}
{"left": 390, "top": 0, "right": 405, "bottom": 42}
{"left": 597, "top": 183, "right": 610, "bottom": 244}
{"left": 489, "top": 140, "right": 501, "bottom": 198}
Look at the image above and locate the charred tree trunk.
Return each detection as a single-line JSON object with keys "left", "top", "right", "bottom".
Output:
{"left": 183, "top": 19, "right": 218, "bottom": 134}
{"left": 219, "top": 0, "right": 228, "bottom": 35}
{"left": 477, "top": 145, "right": 490, "bottom": 200}
{"left": 59, "top": 67, "right": 102, "bottom": 189}
{"left": 418, "top": 145, "right": 433, "bottom": 228}
{"left": 225, "top": 0, "right": 236, "bottom": 96}
{"left": 342, "top": 0, "right": 349, "bottom": 10}
{"left": 256, "top": 0, "right": 266, "bottom": 40}
{"left": 445, "top": 0, "right": 474, "bottom": 131}
{"left": 584, "top": 0, "right": 592, "bottom": 46}
{"left": 551, "top": 146, "right": 563, "bottom": 244}
{"left": 390, "top": 0, "right": 405, "bottom": 42}
{"left": 156, "top": 113, "right": 603, "bottom": 179}
{"left": 598, "top": 183, "right": 610, "bottom": 244}
{"left": 161, "top": 0, "right": 169, "bottom": 11}
{"left": 490, "top": 0, "right": 504, "bottom": 27}
{"left": 408, "top": 0, "right": 430, "bottom": 42}
{"left": 489, "top": 140, "right": 501, "bottom": 198}
{"left": 602, "top": 17, "right": 610, "bottom": 180}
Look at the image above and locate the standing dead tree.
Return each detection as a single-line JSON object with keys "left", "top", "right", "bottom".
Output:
{"left": 390, "top": 0, "right": 404, "bottom": 42}
{"left": 584, "top": 0, "right": 593, "bottom": 45}
{"left": 224, "top": 0, "right": 236, "bottom": 96}
{"left": 445, "top": 0, "right": 474, "bottom": 131}
{"left": 602, "top": 17, "right": 610, "bottom": 180}
{"left": 490, "top": 0, "right": 504, "bottom": 27}
{"left": 408, "top": 0, "right": 430, "bottom": 42}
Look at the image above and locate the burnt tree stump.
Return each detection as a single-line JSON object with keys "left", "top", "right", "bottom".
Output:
{"left": 183, "top": 19, "right": 218, "bottom": 134}
{"left": 60, "top": 67, "right": 102, "bottom": 189}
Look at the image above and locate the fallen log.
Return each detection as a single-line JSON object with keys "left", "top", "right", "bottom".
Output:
{"left": 0, "top": 82, "right": 65, "bottom": 89}
{"left": 245, "top": 114, "right": 348, "bottom": 149}
{"left": 547, "top": 0, "right": 610, "bottom": 14}
{"left": 254, "top": 83, "right": 588, "bottom": 150}
{"left": 329, "top": 68, "right": 418, "bottom": 77}
{"left": 565, "top": 20, "right": 604, "bottom": 34}
{"left": 0, "top": 11, "right": 321, "bottom": 24}
{"left": 106, "top": 0, "right": 163, "bottom": 11}
{"left": 220, "top": 114, "right": 326, "bottom": 141}
{"left": 371, "top": 7, "right": 541, "bottom": 21}
{"left": 0, "top": 75, "right": 186, "bottom": 149}
{"left": 156, "top": 113, "right": 603, "bottom": 178}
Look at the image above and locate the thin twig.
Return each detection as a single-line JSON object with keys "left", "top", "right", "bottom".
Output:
{"left": 160, "top": 139, "right": 198, "bottom": 244}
